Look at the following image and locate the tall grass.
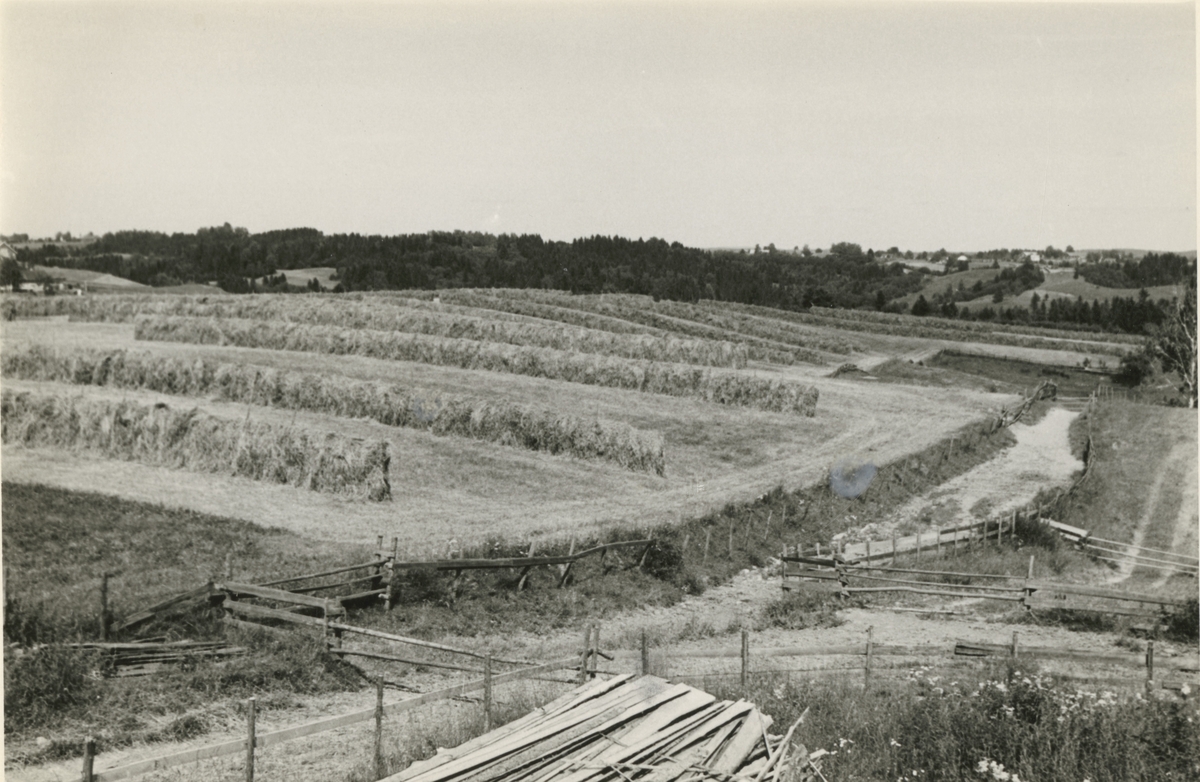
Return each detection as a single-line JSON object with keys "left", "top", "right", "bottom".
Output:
{"left": 134, "top": 316, "right": 821, "bottom": 415}
{"left": 0, "top": 389, "right": 392, "bottom": 500}
{"left": 3, "top": 345, "right": 667, "bottom": 475}
{"left": 706, "top": 665, "right": 1198, "bottom": 782}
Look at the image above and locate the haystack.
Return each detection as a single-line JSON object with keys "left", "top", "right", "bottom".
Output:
{"left": 385, "top": 675, "right": 821, "bottom": 782}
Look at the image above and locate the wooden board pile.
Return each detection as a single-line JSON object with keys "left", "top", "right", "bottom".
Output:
{"left": 21, "top": 639, "right": 247, "bottom": 678}
{"left": 386, "top": 675, "right": 824, "bottom": 782}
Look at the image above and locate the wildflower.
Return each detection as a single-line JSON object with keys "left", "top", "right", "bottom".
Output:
{"left": 890, "top": 738, "right": 902, "bottom": 748}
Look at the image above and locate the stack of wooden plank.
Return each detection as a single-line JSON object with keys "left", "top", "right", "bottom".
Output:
{"left": 385, "top": 675, "right": 822, "bottom": 782}
{"left": 43, "top": 639, "right": 246, "bottom": 677}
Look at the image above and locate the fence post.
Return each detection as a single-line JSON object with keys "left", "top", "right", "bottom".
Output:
{"left": 936, "top": 529, "right": 941, "bottom": 558}
{"left": 225, "top": 553, "right": 233, "bottom": 580}
{"left": 740, "top": 628, "right": 750, "bottom": 692}
{"left": 578, "top": 625, "right": 590, "bottom": 684}
{"left": 728, "top": 525, "right": 734, "bottom": 560}
{"left": 865, "top": 539, "right": 872, "bottom": 566}
{"left": 82, "top": 736, "right": 96, "bottom": 782}
{"left": 100, "top": 573, "right": 110, "bottom": 641}
{"left": 374, "top": 676, "right": 384, "bottom": 780}
{"left": 864, "top": 626, "right": 874, "bottom": 690}
{"left": 484, "top": 655, "right": 494, "bottom": 731}
{"left": 916, "top": 532, "right": 921, "bottom": 561}
{"left": 385, "top": 537, "right": 398, "bottom": 611}
{"left": 703, "top": 529, "right": 711, "bottom": 566}
{"left": 891, "top": 533, "right": 897, "bottom": 566}
{"left": 245, "top": 697, "right": 257, "bottom": 782}
{"left": 1010, "top": 631, "right": 1019, "bottom": 660}
{"left": 1023, "top": 555, "right": 1035, "bottom": 611}
{"left": 641, "top": 629, "right": 650, "bottom": 676}
{"left": 1146, "top": 641, "right": 1155, "bottom": 693}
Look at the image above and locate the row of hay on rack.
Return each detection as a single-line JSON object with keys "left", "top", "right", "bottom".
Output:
{"left": 134, "top": 316, "right": 821, "bottom": 416}
{"left": 0, "top": 389, "right": 392, "bottom": 500}
{"left": 437, "top": 290, "right": 808, "bottom": 366}
{"left": 3, "top": 346, "right": 666, "bottom": 475}
{"left": 0, "top": 293, "right": 748, "bottom": 368}
{"left": 386, "top": 674, "right": 820, "bottom": 782}
{"left": 415, "top": 290, "right": 668, "bottom": 336}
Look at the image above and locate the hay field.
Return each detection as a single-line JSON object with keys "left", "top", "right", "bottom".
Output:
{"left": 1, "top": 306, "right": 1010, "bottom": 548}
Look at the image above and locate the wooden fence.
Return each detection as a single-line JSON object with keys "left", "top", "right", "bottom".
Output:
{"left": 782, "top": 552, "right": 1193, "bottom": 619}
{"left": 622, "top": 626, "right": 1200, "bottom": 695}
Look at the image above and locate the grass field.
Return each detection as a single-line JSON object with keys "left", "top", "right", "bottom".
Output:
{"left": 1050, "top": 400, "right": 1198, "bottom": 593}
{"left": 1, "top": 311, "right": 1007, "bottom": 548}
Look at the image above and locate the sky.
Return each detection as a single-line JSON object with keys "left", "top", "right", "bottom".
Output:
{"left": 0, "top": 1, "right": 1195, "bottom": 252}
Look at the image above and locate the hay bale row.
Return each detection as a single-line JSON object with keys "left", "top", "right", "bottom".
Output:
{"left": 2, "top": 345, "right": 667, "bottom": 475}
{"left": 133, "top": 316, "right": 821, "bottom": 415}
{"left": 469, "top": 290, "right": 817, "bottom": 364}
{"left": 0, "top": 389, "right": 392, "bottom": 500}
{"left": 1, "top": 293, "right": 748, "bottom": 367}
{"left": 435, "top": 290, "right": 667, "bottom": 336}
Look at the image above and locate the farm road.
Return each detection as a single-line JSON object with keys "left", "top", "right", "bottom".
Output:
{"left": 838, "top": 406, "right": 1083, "bottom": 543}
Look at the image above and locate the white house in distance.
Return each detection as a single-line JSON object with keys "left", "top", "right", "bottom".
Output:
{"left": 0, "top": 242, "right": 16, "bottom": 262}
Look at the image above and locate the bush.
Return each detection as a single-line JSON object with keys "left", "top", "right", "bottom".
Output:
{"left": 1116, "top": 350, "right": 1154, "bottom": 387}
{"left": 1166, "top": 598, "right": 1199, "bottom": 643}
{"left": 4, "top": 645, "right": 100, "bottom": 733}
{"left": 755, "top": 591, "right": 845, "bottom": 630}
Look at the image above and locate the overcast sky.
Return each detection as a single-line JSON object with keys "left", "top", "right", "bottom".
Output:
{"left": 1, "top": 1, "right": 1195, "bottom": 251}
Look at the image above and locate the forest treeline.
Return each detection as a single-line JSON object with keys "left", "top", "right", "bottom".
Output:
{"left": 10, "top": 225, "right": 1194, "bottom": 336}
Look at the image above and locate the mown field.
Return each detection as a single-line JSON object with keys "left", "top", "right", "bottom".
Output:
{"left": 0, "top": 290, "right": 1040, "bottom": 548}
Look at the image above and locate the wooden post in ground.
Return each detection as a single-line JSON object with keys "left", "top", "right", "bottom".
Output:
{"left": 578, "top": 625, "right": 590, "bottom": 684}
{"left": 864, "top": 627, "right": 874, "bottom": 690}
{"left": 385, "top": 537, "right": 398, "bottom": 610}
{"left": 865, "top": 539, "right": 872, "bottom": 567}
{"left": 641, "top": 629, "right": 650, "bottom": 676}
{"left": 245, "top": 697, "right": 257, "bottom": 782}
{"left": 891, "top": 533, "right": 897, "bottom": 566}
{"left": 681, "top": 533, "right": 690, "bottom": 554}
{"left": 82, "top": 737, "right": 96, "bottom": 782}
{"left": 953, "top": 527, "right": 958, "bottom": 554}
{"left": 100, "top": 573, "right": 110, "bottom": 641}
{"left": 373, "top": 535, "right": 385, "bottom": 591}
{"left": 740, "top": 628, "right": 750, "bottom": 692}
{"left": 592, "top": 625, "right": 602, "bottom": 678}
{"left": 374, "top": 676, "right": 385, "bottom": 780}
{"left": 225, "top": 553, "right": 233, "bottom": 580}
{"left": 1146, "top": 641, "right": 1155, "bottom": 693}
{"left": 936, "top": 529, "right": 942, "bottom": 558}
{"left": 728, "top": 525, "right": 734, "bottom": 560}
{"left": 1023, "top": 555, "right": 1036, "bottom": 611}
{"left": 483, "top": 655, "right": 494, "bottom": 731}
{"left": 703, "top": 529, "right": 711, "bottom": 566}
{"left": 1011, "top": 631, "right": 1019, "bottom": 659}
{"left": 764, "top": 512, "right": 772, "bottom": 537}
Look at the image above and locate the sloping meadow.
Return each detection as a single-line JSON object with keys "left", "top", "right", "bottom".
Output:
{"left": 2, "top": 345, "right": 667, "bottom": 476}
{"left": 0, "top": 389, "right": 392, "bottom": 500}
{"left": 133, "top": 315, "right": 820, "bottom": 416}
